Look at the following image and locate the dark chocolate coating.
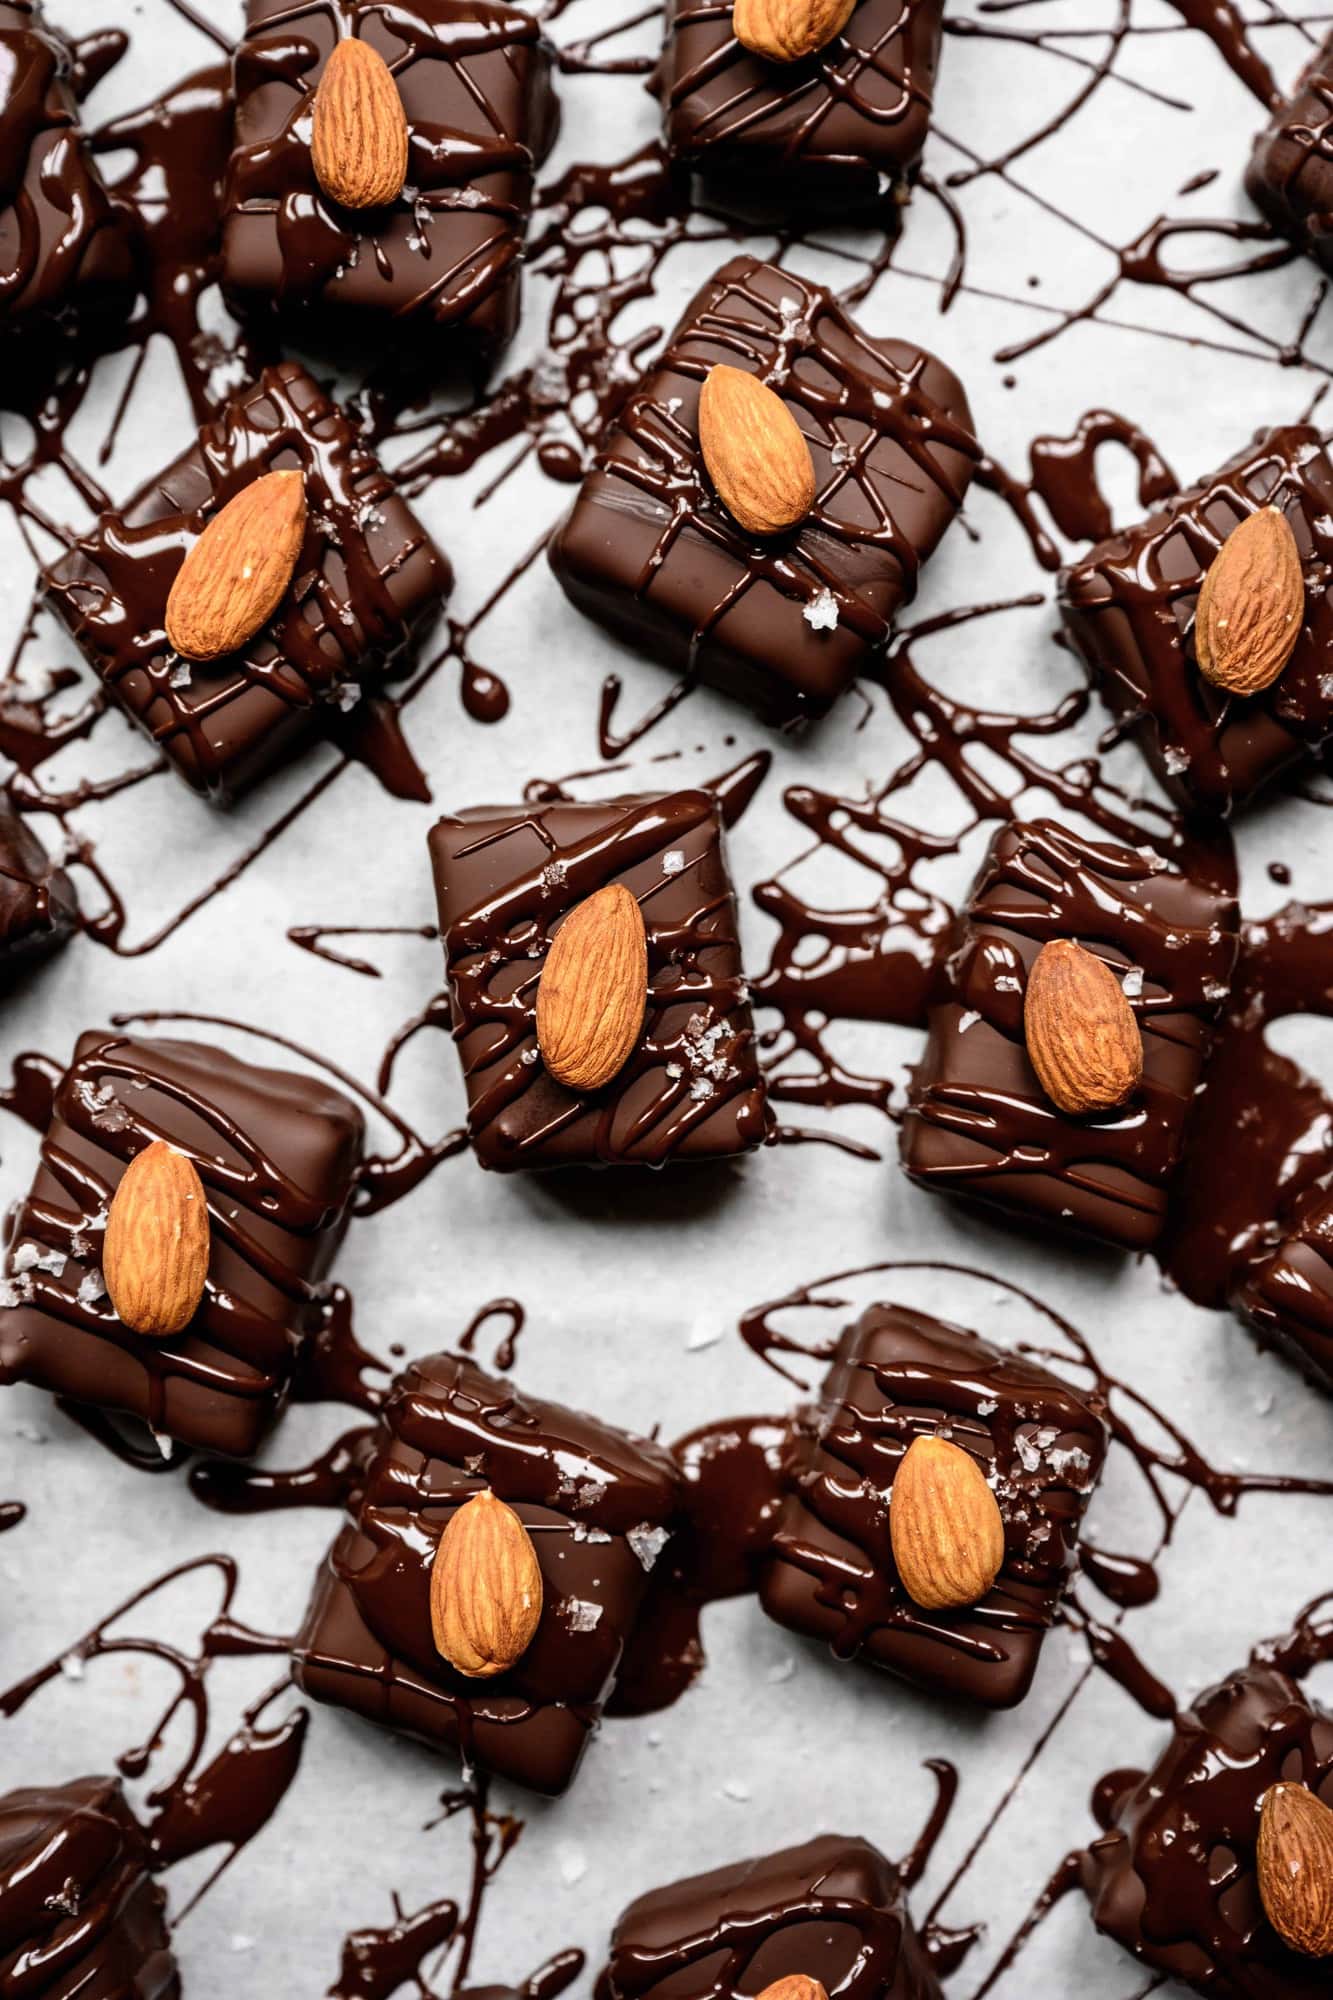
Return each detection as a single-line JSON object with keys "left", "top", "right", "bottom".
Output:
{"left": 221, "top": 0, "right": 557, "bottom": 361}
{"left": 0, "top": 1774, "right": 178, "bottom": 1999}
{"left": 1059, "top": 426, "right": 1333, "bottom": 816}
{"left": 659, "top": 0, "right": 943, "bottom": 220}
{"left": 1237, "top": 1178, "right": 1333, "bottom": 1397}
{"left": 44, "top": 362, "right": 451, "bottom": 804}
{"left": 1246, "top": 35, "right": 1333, "bottom": 270}
{"left": 604, "top": 1833, "right": 942, "bottom": 2000}
{"left": 760, "top": 1303, "right": 1108, "bottom": 1709}
{"left": 428, "top": 788, "right": 773, "bottom": 1171}
{"left": 293, "top": 1350, "right": 682, "bottom": 1795}
{"left": 1082, "top": 1661, "right": 1333, "bottom": 1996}
{"left": 548, "top": 255, "right": 976, "bottom": 728}
{"left": 0, "top": 2, "right": 134, "bottom": 331}
{"left": 0, "top": 1030, "right": 364, "bottom": 1458}
{"left": 900, "top": 817, "right": 1239, "bottom": 1251}
{"left": 0, "top": 793, "right": 75, "bottom": 968}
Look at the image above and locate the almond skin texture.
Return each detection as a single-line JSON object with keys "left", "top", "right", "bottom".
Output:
{"left": 311, "top": 38, "right": 410, "bottom": 210}
{"left": 1257, "top": 1782, "right": 1333, "bottom": 1959}
{"left": 1024, "top": 938, "right": 1143, "bottom": 1117}
{"left": 430, "top": 1489, "right": 544, "bottom": 1679}
{"left": 1195, "top": 505, "right": 1304, "bottom": 697}
{"left": 165, "top": 469, "right": 307, "bottom": 662}
{"left": 733, "top": 0, "right": 856, "bottom": 61}
{"left": 698, "top": 364, "right": 816, "bottom": 537}
{"left": 890, "top": 1435, "right": 1006, "bottom": 1612}
{"left": 536, "top": 883, "right": 648, "bottom": 1093}
{"left": 103, "top": 1141, "right": 210, "bottom": 1339}
{"left": 755, "top": 1978, "right": 829, "bottom": 2000}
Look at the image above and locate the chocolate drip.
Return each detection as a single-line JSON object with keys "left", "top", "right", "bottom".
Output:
{"left": 1247, "top": 32, "right": 1333, "bottom": 266}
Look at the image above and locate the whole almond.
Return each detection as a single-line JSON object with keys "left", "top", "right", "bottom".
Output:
{"left": 536, "top": 883, "right": 648, "bottom": 1093}
{"left": 103, "top": 1141, "right": 210, "bottom": 1339}
{"left": 733, "top": 0, "right": 855, "bottom": 60}
{"left": 1024, "top": 939, "right": 1143, "bottom": 1117}
{"left": 312, "top": 38, "right": 410, "bottom": 210}
{"left": 890, "top": 1435, "right": 1006, "bottom": 1612}
{"left": 1257, "top": 1782, "right": 1333, "bottom": 1959}
{"left": 430, "top": 1489, "right": 544, "bottom": 1679}
{"left": 698, "top": 365, "right": 816, "bottom": 537}
{"left": 756, "top": 1978, "right": 829, "bottom": 2000}
{"left": 165, "top": 470, "right": 307, "bottom": 662}
{"left": 1195, "top": 505, "right": 1303, "bottom": 697}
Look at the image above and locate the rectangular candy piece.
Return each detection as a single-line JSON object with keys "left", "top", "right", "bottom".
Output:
{"left": 1082, "top": 1661, "right": 1333, "bottom": 1995}
{"left": 900, "top": 818, "right": 1239, "bottom": 1252}
{"left": 0, "top": 2, "right": 134, "bottom": 330}
{"left": 1236, "top": 1179, "right": 1333, "bottom": 1397}
{"left": 43, "top": 361, "right": 451, "bottom": 804}
{"left": 604, "top": 1833, "right": 943, "bottom": 2000}
{"left": 759, "top": 1303, "right": 1107, "bottom": 1710}
{"left": 0, "top": 1775, "right": 179, "bottom": 1999}
{"left": 221, "top": 0, "right": 557, "bottom": 362}
{"left": 1246, "top": 35, "right": 1333, "bottom": 269}
{"left": 0, "top": 1030, "right": 364, "bottom": 1458}
{"left": 293, "top": 1350, "right": 682, "bottom": 1796}
{"left": 0, "top": 794, "right": 75, "bottom": 969}
{"left": 1059, "top": 425, "right": 1333, "bottom": 817}
{"left": 659, "top": 0, "right": 944, "bottom": 221}
{"left": 548, "top": 255, "right": 976, "bottom": 728}
{"left": 428, "top": 788, "right": 772, "bottom": 1171}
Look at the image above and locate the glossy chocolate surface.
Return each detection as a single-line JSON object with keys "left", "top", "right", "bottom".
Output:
{"left": 659, "top": 0, "right": 943, "bottom": 219}
{"left": 548, "top": 255, "right": 976, "bottom": 727}
{"left": 604, "top": 1833, "right": 942, "bottom": 2000}
{"left": 222, "top": 0, "right": 557, "bottom": 360}
{"left": 0, "top": 1, "right": 133, "bottom": 330}
{"left": 293, "top": 1349, "right": 682, "bottom": 1795}
{"left": 1082, "top": 1661, "right": 1333, "bottom": 1996}
{"left": 901, "top": 817, "right": 1239, "bottom": 1251}
{"left": 44, "top": 361, "right": 451, "bottom": 804}
{"left": 1237, "top": 1178, "right": 1333, "bottom": 1397}
{"left": 428, "top": 788, "right": 772, "bottom": 1170}
{"left": 0, "top": 1774, "right": 178, "bottom": 1999}
{"left": 1059, "top": 425, "right": 1333, "bottom": 816}
{"left": 0, "top": 793, "right": 75, "bottom": 968}
{"left": 0, "top": 1029, "right": 364, "bottom": 1457}
{"left": 1246, "top": 34, "right": 1333, "bottom": 270}
{"left": 759, "top": 1303, "right": 1108, "bottom": 1709}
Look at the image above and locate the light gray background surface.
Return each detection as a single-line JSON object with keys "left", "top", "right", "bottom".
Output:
{"left": 4, "top": 3, "right": 1333, "bottom": 1995}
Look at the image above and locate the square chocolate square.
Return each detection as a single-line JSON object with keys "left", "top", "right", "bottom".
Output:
{"left": 1236, "top": 1179, "right": 1333, "bottom": 1397}
{"left": 759, "top": 1302, "right": 1108, "bottom": 1710}
{"left": 0, "top": 1775, "right": 178, "bottom": 1999}
{"left": 1059, "top": 425, "right": 1333, "bottom": 816}
{"left": 0, "top": 2, "right": 135, "bottom": 331}
{"left": 0, "top": 1030, "right": 365, "bottom": 1458}
{"left": 0, "top": 794, "right": 75, "bottom": 969}
{"left": 900, "top": 818, "right": 1239, "bottom": 1252}
{"left": 428, "top": 787, "right": 773, "bottom": 1171}
{"left": 43, "top": 361, "right": 451, "bottom": 804}
{"left": 603, "top": 1834, "right": 942, "bottom": 2000}
{"left": 1082, "top": 1660, "right": 1333, "bottom": 1994}
{"left": 221, "top": 0, "right": 557, "bottom": 362}
{"left": 548, "top": 255, "right": 976, "bottom": 728}
{"left": 659, "top": 0, "right": 944, "bottom": 220}
{"left": 1247, "top": 35, "right": 1333, "bottom": 270}
{"left": 293, "top": 1350, "right": 682, "bottom": 1796}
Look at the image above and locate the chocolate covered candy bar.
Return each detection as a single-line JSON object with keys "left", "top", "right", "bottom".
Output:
{"left": 294, "top": 1351, "right": 681, "bottom": 1795}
